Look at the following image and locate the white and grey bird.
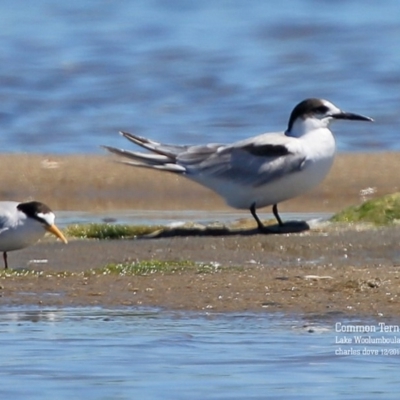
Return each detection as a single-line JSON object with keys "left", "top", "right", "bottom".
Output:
{"left": 0, "top": 201, "right": 68, "bottom": 269}
{"left": 104, "top": 98, "right": 373, "bottom": 231}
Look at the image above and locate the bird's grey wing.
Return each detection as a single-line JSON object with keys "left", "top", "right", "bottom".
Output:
{"left": 177, "top": 143, "right": 231, "bottom": 175}
{"left": 0, "top": 215, "right": 11, "bottom": 234}
{"left": 228, "top": 143, "right": 306, "bottom": 187}
{"left": 0, "top": 202, "right": 20, "bottom": 233}
{"left": 119, "top": 131, "right": 190, "bottom": 158}
{"left": 177, "top": 135, "right": 306, "bottom": 187}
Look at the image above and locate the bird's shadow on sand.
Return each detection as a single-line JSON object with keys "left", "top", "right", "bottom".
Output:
{"left": 142, "top": 221, "right": 310, "bottom": 239}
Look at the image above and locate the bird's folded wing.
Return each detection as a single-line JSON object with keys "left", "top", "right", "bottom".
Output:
{"left": 0, "top": 216, "right": 12, "bottom": 233}
{"left": 178, "top": 139, "right": 306, "bottom": 187}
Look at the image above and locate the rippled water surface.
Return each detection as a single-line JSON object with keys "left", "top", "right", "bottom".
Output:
{"left": 1, "top": 307, "right": 400, "bottom": 399}
{"left": 1, "top": 0, "right": 399, "bottom": 153}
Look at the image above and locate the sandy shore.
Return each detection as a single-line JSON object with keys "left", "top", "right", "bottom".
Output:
{"left": 0, "top": 152, "right": 399, "bottom": 212}
{"left": 1, "top": 153, "right": 400, "bottom": 318}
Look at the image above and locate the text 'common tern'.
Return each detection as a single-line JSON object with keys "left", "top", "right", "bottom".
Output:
{"left": 0, "top": 201, "right": 68, "bottom": 269}
{"left": 104, "top": 98, "right": 373, "bottom": 231}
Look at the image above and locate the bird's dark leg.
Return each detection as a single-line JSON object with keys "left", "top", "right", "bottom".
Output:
{"left": 272, "top": 204, "right": 284, "bottom": 226}
{"left": 249, "top": 202, "right": 308, "bottom": 234}
{"left": 250, "top": 203, "right": 265, "bottom": 231}
{"left": 3, "top": 252, "right": 8, "bottom": 269}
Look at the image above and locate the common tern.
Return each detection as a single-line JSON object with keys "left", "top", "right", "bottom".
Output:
{"left": 0, "top": 201, "right": 68, "bottom": 269}
{"left": 104, "top": 98, "right": 373, "bottom": 231}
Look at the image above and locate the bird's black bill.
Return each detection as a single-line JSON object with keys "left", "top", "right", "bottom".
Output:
{"left": 332, "top": 112, "right": 373, "bottom": 122}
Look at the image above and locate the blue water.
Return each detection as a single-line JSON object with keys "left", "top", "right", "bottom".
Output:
{"left": 2, "top": 3, "right": 400, "bottom": 395}
{"left": 0, "top": 307, "right": 400, "bottom": 399}
{"left": 1, "top": 0, "right": 399, "bottom": 153}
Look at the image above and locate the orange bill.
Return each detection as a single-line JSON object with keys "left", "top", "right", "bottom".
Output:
{"left": 46, "top": 224, "right": 68, "bottom": 244}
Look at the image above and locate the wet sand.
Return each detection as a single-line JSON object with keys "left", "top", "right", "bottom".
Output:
{"left": 1, "top": 153, "right": 400, "bottom": 318}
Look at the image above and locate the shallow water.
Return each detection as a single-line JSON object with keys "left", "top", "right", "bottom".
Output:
{"left": 1, "top": 1, "right": 399, "bottom": 153}
{"left": 0, "top": 307, "right": 399, "bottom": 399}
{"left": 56, "top": 209, "right": 331, "bottom": 227}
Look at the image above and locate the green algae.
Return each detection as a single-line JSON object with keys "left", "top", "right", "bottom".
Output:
{"left": 331, "top": 193, "right": 400, "bottom": 225}
{"left": 89, "top": 260, "right": 197, "bottom": 276}
{"left": 65, "top": 223, "right": 163, "bottom": 239}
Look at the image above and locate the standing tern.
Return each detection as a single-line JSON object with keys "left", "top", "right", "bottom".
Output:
{"left": 104, "top": 98, "right": 373, "bottom": 231}
{"left": 0, "top": 201, "right": 68, "bottom": 269}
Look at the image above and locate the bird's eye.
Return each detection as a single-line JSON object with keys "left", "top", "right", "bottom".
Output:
{"left": 314, "top": 105, "right": 329, "bottom": 114}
